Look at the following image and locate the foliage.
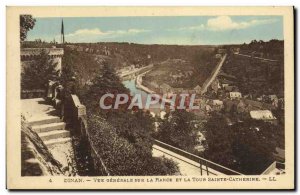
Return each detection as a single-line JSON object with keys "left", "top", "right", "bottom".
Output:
{"left": 61, "top": 48, "right": 100, "bottom": 90}
{"left": 155, "top": 110, "right": 199, "bottom": 153}
{"left": 21, "top": 49, "right": 59, "bottom": 90}
{"left": 204, "top": 112, "right": 283, "bottom": 174}
{"left": 20, "top": 15, "right": 36, "bottom": 41}
{"left": 79, "top": 61, "right": 178, "bottom": 175}
{"left": 203, "top": 113, "right": 236, "bottom": 167}
{"left": 88, "top": 113, "right": 179, "bottom": 175}
{"left": 82, "top": 62, "right": 129, "bottom": 114}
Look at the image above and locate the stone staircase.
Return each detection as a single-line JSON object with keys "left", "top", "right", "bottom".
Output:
{"left": 21, "top": 98, "right": 77, "bottom": 176}
{"left": 22, "top": 98, "right": 77, "bottom": 174}
{"left": 28, "top": 116, "right": 71, "bottom": 146}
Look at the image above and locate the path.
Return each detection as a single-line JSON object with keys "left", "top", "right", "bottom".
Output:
{"left": 201, "top": 54, "right": 227, "bottom": 95}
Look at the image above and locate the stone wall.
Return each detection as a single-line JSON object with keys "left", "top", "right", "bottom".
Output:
{"left": 21, "top": 48, "right": 64, "bottom": 73}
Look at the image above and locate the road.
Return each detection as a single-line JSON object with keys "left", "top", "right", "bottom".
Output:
{"left": 118, "top": 64, "right": 153, "bottom": 77}
{"left": 201, "top": 54, "right": 227, "bottom": 95}
{"left": 234, "top": 53, "right": 278, "bottom": 62}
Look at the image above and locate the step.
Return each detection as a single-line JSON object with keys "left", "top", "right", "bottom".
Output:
{"left": 32, "top": 122, "right": 66, "bottom": 133}
{"left": 44, "top": 137, "right": 72, "bottom": 146}
{"left": 28, "top": 116, "right": 62, "bottom": 126}
{"left": 38, "top": 130, "right": 70, "bottom": 141}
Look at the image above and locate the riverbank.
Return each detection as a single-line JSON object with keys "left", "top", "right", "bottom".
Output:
{"left": 135, "top": 72, "right": 173, "bottom": 104}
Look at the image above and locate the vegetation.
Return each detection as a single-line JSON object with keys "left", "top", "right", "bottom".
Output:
{"left": 20, "top": 15, "right": 36, "bottom": 41}
{"left": 240, "top": 39, "right": 284, "bottom": 60}
{"left": 88, "top": 114, "right": 178, "bottom": 175}
{"left": 154, "top": 110, "right": 200, "bottom": 154}
{"left": 21, "top": 49, "right": 59, "bottom": 90}
{"left": 77, "top": 59, "right": 179, "bottom": 176}
{"left": 222, "top": 40, "right": 284, "bottom": 98}
{"left": 143, "top": 50, "right": 218, "bottom": 89}
{"left": 204, "top": 112, "right": 284, "bottom": 174}
{"left": 61, "top": 48, "right": 101, "bottom": 90}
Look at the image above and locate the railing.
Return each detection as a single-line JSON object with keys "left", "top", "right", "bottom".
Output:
{"left": 68, "top": 94, "right": 110, "bottom": 176}
{"left": 154, "top": 139, "right": 243, "bottom": 175}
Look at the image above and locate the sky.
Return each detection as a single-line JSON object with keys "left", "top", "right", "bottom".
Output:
{"left": 26, "top": 15, "right": 283, "bottom": 45}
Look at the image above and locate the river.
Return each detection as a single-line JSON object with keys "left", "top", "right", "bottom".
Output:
{"left": 122, "top": 78, "right": 164, "bottom": 116}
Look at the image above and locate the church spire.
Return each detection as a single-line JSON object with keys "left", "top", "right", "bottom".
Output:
{"left": 61, "top": 19, "right": 65, "bottom": 44}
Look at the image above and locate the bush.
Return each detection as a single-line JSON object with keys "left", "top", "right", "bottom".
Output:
{"left": 21, "top": 49, "right": 59, "bottom": 90}
{"left": 88, "top": 114, "right": 179, "bottom": 176}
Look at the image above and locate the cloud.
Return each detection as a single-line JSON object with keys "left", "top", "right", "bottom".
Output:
{"left": 58, "top": 27, "right": 150, "bottom": 42}
{"left": 66, "top": 28, "right": 149, "bottom": 38}
{"left": 177, "top": 24, "right": 205, "bottom": 31}
{"left": 175, "top": 16, "right": 277, "bottom": 32}
{"left": 206, "top": 16, "right": 277, "bottom": 31}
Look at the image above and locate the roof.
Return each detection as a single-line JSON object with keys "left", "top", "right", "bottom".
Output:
{"left": 250, "top": 110, "right": 276, "bottom": 120}
{"left": 230, "top": 92, "right": 242, "bottom": 97}
{"left": 212, "top": 100, "right": 223, "bottom": 105}
{"left": 194, "top": 85, "right": 201, "bottom": 90}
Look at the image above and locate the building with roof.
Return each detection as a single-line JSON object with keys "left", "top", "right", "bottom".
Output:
{"left": 250, "top": 110, "right": 276, "bottom": 120}
{"left": 229, "top": 92, "right": 242, "bottom": 100}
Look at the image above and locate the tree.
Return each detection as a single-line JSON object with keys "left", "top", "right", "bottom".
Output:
{"left": 81, "top": 62, "right": 178, "bottom": 175}
{"left": 204, "top": 113, "right": 282, "bottom": 174}
{"left": 204, "top": 113, "right": 236, "bottom": 167}
{"left": 156, "top": 110, "right": 198, "bottom": 152}
{"left": 21, "top": 49, "right": 59, "bottom": 90}
{"left": 82, "top": 62, "right": 129, "bottom": 114}
{"left": 231, "top": 120, "right": 278, "bottom": 174}
{"left": 20, "top": 15, "right": 36, "bottom": 41}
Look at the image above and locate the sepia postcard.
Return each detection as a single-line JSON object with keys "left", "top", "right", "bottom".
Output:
{"left": 6, "top": 6, "right": 294, "bottom": 190}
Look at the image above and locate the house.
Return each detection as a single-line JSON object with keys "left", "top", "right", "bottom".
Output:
{"left": 250, "top": 110, "right": 276, "bottom": 120}
{"left": 222, "top": 83, "right": 230, "bottom": 88}
{"left": 194, "top": 85, "right": 202, "bottom": 94}
{"left": 230, "top": 92, "right": 242, "bottom": 99}
{"left": 212, "top": 99, "right": 223, "bottom": 106}
{"left": 212, "top": 100, "right": 224, "bottom": 111}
